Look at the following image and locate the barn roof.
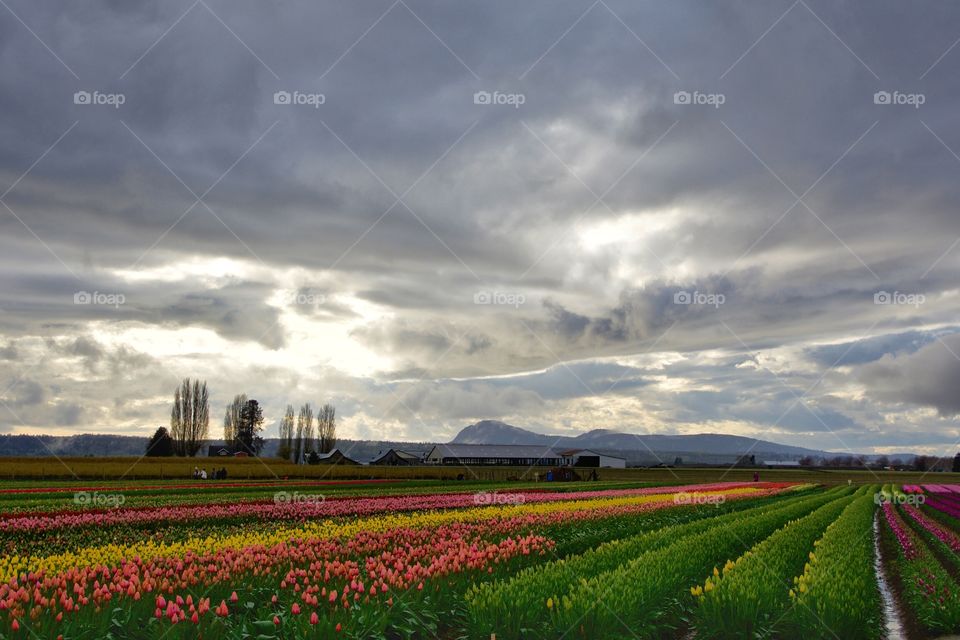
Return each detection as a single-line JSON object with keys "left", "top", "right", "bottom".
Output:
{"left": 557, "top": 448, "right": 626, "bottom": 460}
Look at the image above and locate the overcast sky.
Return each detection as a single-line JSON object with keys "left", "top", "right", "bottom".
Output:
{"left": 1, "top": 1, "right": 959, "bottom": 454}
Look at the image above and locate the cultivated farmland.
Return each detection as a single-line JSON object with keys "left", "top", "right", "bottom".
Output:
{"left": 1, "top": 477, "right": 959, "bottom": 638}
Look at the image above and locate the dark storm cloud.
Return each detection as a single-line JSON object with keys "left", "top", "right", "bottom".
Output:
{"left": 0, "top": 0, "right": 959, "bottom": 446}
{"left": 805, "top": 329, "right": 957, "bottom": 367}
{"left": 860, "top": 334, "right": 960, "bottom": 416}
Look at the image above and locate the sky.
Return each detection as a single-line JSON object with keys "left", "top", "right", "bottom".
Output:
{"left": 0, "top": 1, "right": 959, "bottom": 454}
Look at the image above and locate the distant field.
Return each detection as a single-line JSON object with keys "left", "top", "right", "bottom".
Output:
{"left": 0, "top": 455, "right": 957, "bottom": 484}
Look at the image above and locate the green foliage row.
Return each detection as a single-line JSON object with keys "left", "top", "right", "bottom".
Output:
{"left": 785, "top": 487, "right": 883, "bottom": 639}
{"left": 468, "top": 486, "right": 851, "bottom": 639}
{"left": 691, "top": 487, "right": 863, "bottom": 639}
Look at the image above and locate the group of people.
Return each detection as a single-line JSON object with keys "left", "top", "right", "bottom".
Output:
{"left": 192, "top": 466, "right": 228, "bottom": 480}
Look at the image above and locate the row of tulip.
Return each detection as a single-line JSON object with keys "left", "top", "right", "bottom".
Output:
{"left": 922, "top": 484, "right": 960, "bottom": 493}
{"left": 0, "top": 478, "right": 394, "bottom": 496}
{"left": 0, "top": 482, "right": 769, "bottom": 533}
{"left": 466, "top": 485, "right": 840, "bottom": 639}
{"left": 923, "top": 493, "right": 960, "bottom": 523}
{"left": 691, "top": 487, "right": 860, "bottom": 639}
{"left": 883, "top": 500, "right": 917, "bottom": 559}
{"left": 881, "top": 491, "right": 960, "bottom": 636}
{"left": 786, "top": 489, "right": 883, "bottom": 639}
{"left": 902, "top": 503, "right": 960, "bottom": 552}
{"left": 2, "top": 516, "right": 553, "bottom": 638}
{"left": 1, "top": 484, "right": 788, "bottom": 583}
{"left": 0, "top": 482, "right": 800, "bottom": 639}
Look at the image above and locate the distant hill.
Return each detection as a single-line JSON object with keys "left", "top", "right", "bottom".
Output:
{"left": 0, "top": 434, "right": 148, "bottom": 457}
{"left": 0, "top": 434, "right": 431, "bottom": 461}
{"left": 0, "top": 422, "right": 917, "bottom": 465}
{"left": 451, "top": 420, "right": 913, "bottom": 465}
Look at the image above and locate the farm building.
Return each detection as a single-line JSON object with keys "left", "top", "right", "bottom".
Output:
{"left": 313, "top": 448, "right": 360, "bottom": 465}
{"left": 206, "top": 445, "right": 247, "bottom": 457}
{"left": 558, "top": 448, "right": 627, "bottom": 469}
{"left": 368, "top": 449, "right": 422, "bottom": 465}
{"left": 763, "top": 460, "right": 801, "bottom": 469}
{"left": 424, "top": 444, "right": 572, "bottom": 467}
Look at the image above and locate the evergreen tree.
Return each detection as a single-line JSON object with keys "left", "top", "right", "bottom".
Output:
{"left": 145, "top": 426, "right": 174, "bottom": 457}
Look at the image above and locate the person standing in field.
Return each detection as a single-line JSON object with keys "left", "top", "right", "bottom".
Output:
{"left": 201, "top": 468, "right": 207, "bottom": 480}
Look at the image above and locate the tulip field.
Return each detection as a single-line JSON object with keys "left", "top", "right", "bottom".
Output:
{"left": 4, "top": 478, "right": 960, "bottom": 638}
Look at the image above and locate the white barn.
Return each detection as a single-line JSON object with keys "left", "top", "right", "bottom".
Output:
{"left": 559, "top": 448, "right": 627, "bottom": 469}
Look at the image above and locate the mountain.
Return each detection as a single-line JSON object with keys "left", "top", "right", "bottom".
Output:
{"left": 0, "top": 424, "right": 917, "bottom": 465}
{"left": 0, "top": 434, "right": 149, "bottom": 457}
{"left": 0, "top": 434, "right": 432, "bottom": 460}
{"left": 450, "top": 420, "right": 909, "bottom": 465}
{"left": 452, "top": 420, "right": 558, "bottom": 446}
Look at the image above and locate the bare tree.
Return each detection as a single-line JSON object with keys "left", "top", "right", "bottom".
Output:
{"left": 277, "top": 404, "right": 295, "bottom": 461}
{"left": 297, "top": 403, "right": 314, "bottom": 462}
{"left": 170, "top": 378, "right": 209, "bottom": 456}
{"left": 293, "top": 412, "right": 304, "bottom": 464}
{"left": 187, "top": 379, "right": 209, "bottom": 456}
{"left": 171, "top": 385, "right": 185, "bottom": 456}
{"left": 223, "top": 393, "right": 247, "bottom": 449}
{"left": 317, "top": 403, "right": 336, "bottom": 454}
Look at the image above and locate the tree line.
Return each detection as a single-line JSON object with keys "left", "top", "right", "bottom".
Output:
{"left": 275, "top": 402, "right": 337, "bottom": 464}
{"left": 144, "top": 378, "right": 336, "bottom": 461}
{"left": 796, "top": 453, "right": 960, "bottom": 472}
